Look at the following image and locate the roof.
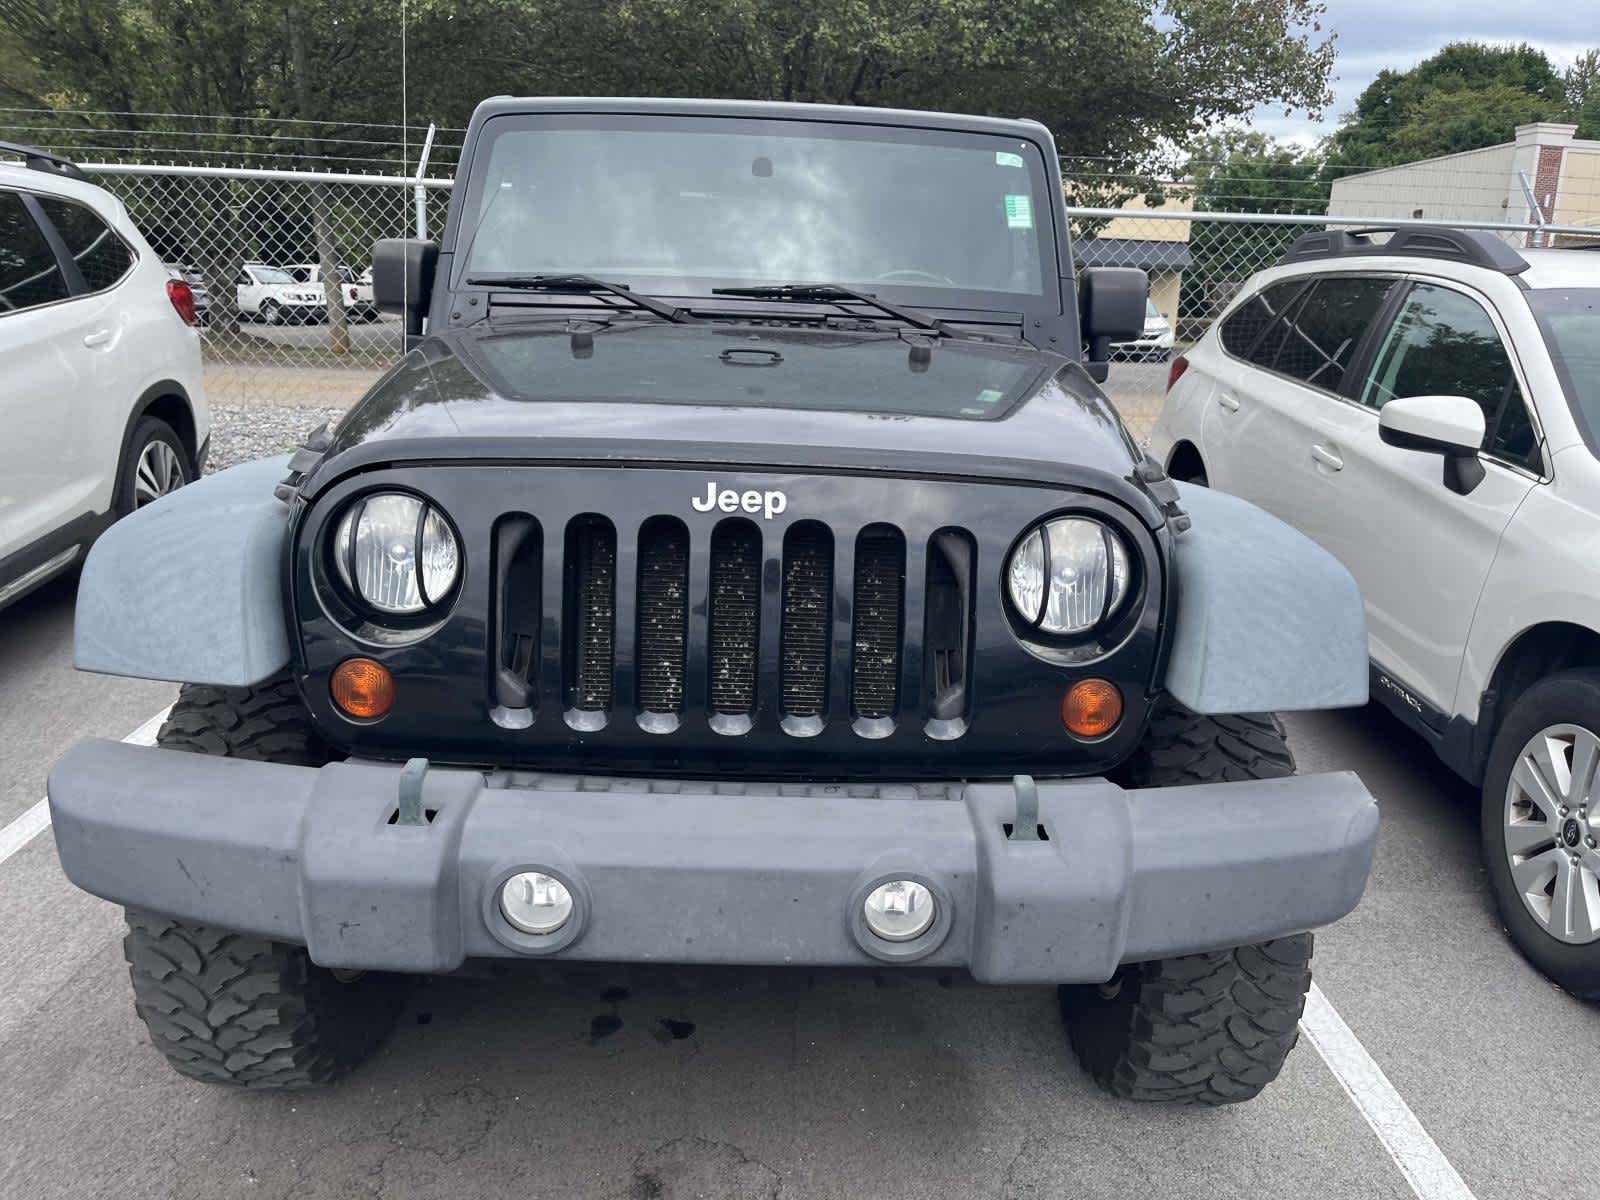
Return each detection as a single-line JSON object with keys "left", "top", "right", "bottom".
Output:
{"left": 1518, "top": 248, "right": 1600, "bottom": 289}
{"left": 465, "top": 96, "right": 1050, "bottom": 142}
{"left": 0, "top": 157, "right": 121, "bottom": 212}
{"left": 1075, "top": 237, "right": 1192, "bottom": 272}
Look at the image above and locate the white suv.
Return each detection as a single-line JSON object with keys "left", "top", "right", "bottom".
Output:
{"left": 235, "top": 263, "right": 325, "bottom": 324}
{"left": 1150, "top": 226, "right": 1600, "bottom": 996}
{"left": 0, "top": 143, "right": 210, "bottom": 609}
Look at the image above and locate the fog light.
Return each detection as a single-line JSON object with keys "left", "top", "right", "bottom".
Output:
{"left": 499, "top": 871, "right": 573, "bottom": 935}
{"left": 863, "top": 880, "right": 935, "bottom": 942}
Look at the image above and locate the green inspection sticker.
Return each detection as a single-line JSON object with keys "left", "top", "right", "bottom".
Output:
{"left": 1004, "top": 194, "right": 1033, "bottom": 229}
{"left": 974, "top": 388, "right": 1006, "bottom": 407}
{"left": 995, "top": 151, "right": 1025, "bottom": 168}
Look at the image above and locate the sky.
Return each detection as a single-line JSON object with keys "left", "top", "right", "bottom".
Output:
{"left": 1247, "top": 0, "right": 1597, "bottom": 145}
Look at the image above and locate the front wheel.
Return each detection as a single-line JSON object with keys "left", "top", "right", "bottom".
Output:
{"left": 261, "top": 298, "right": 284, "bottom": 325}
{"left": 122, "top": 675, "right": 407, "bottom": 1087}
{"left": 1481, "top": 671, "right": 1600, "bottom": 998}
{"left": 1059, "top": 697, "right": 1310, "bottom": 1104}
{"left": 125, "top": 911, "right": 404, "bottom": 1089}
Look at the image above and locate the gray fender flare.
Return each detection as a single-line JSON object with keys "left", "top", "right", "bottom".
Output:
{"left": 1162, "top": 482, "right": 1368, "bottom": 714}
{"left": 75, "top": 456, "right": 293, "bottom": 686}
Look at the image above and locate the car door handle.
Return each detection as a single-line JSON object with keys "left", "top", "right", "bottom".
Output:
{"left": 1217, "top": 394, "right": 1240, "bottom": 413}
{"left": 1311, "top": 444, "right": 1344, "bottom": 471}
{"left": 82, "top": 329, "right": 113, "bottom": 348}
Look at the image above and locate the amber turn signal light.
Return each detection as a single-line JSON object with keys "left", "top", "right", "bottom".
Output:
{"left": 1062, "top": 678, "right": 1122, "bottom": 738}
{"left": 331, "top": 657, "right": 395, "bottom": 720}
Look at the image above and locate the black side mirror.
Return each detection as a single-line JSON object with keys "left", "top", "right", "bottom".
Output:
{"left": 1079, "top": 267, "right": 1148, "bottom": 384}
{"left": 372, "top": 238, "right": 439, "bottom": 337}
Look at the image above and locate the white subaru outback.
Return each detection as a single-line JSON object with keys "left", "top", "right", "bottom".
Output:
{"left": 1150, "top": 226, "right": 1600, "bottom": 997}
{"left": 0, "top": 143, "right": 210, "bottom": 609}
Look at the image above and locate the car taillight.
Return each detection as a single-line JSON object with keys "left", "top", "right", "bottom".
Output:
{"left": 166, "top": 278, "right": 198, "bottom": 326}
{"left": 1166, "top": 353, "right": 1189, "bottom": 393}
{"left": 349, "top": 286, "right": 358, "bottom": 301}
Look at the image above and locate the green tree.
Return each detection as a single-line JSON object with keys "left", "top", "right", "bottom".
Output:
{"left": 1566, "top": 49, "right": 1600, "bottom": 139}
{"left": 1327, "top": 42, "right": 1567, "bottom": 171}
{"left": 0, "top": 0, "right": 1336, "bottom": 189}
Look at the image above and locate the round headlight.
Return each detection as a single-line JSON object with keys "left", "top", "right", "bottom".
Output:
{"left": 1006, "top": 517, "right": 1130, "bottom": 635}
{"left": 334, "top": 493, "right": 460, "bottom": 615}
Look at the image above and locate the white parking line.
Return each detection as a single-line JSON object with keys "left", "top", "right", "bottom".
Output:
{"left": 0, "top": 705, "right": 170, "bottom": 869}
{"left": 1302, "top": 981, "right": 1477, "bottom": 1200}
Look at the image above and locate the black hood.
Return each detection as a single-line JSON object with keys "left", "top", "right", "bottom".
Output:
{"left": 315, "top": 319, "right": 1158, "bottom": 518}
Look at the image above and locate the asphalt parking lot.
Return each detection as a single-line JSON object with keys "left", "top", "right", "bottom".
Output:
{"left": 0, "top": 424, "right": 1594, "bottom": 1200}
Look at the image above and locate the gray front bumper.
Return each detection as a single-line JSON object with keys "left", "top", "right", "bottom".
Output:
{"left": 48, "top": 740, "right": 1377, "bottom": 982}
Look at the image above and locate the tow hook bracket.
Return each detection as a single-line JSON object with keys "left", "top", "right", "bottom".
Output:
{"left": 1008, "top": 774, "right": 1042, "bottom": 841}
{"left": 397, "top": 757, "right": 430, "bottom": 826}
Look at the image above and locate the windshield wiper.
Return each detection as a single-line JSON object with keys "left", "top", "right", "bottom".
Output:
{"left": 464, "top": 273, "right": 695, "bottom": 324}
{"left": 711, "top": 282, "right": 949, "bottom": 335}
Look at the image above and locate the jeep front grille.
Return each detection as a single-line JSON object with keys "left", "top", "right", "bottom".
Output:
{"left": 493, "top": 511, "right": 974, "bottom": 738}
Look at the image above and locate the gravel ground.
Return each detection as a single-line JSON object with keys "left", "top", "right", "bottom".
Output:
{"left": 205, "top": 403, "right": 349, "bottom": 473}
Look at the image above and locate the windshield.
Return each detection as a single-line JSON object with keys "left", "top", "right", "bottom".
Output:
{"left": 1529, "top": 289, "right": 1600, "bottom": 452}
{"left": 252, "top": 266, "right": 295, "bottom": 284}
{"left": 459, "top": 115, "right": 1051, "bottom": 304}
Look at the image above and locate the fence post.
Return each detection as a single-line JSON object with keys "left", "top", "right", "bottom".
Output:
{"left": 414, "top": 124, "right": 437, "bottom": 240}
{"left": 310, "top": 181, "right": 350, "bottom": 354}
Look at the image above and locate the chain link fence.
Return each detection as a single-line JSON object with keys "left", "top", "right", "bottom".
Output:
{"left": 72, "top": 164, "right": 1600, "bottom": 439}
{"left": 81, "top": 164, "right": 452, "bottom": 411}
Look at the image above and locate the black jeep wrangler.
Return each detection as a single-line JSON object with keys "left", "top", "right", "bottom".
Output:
{"left": 50, "top": 98, "right": 1378, "bottom": 1104}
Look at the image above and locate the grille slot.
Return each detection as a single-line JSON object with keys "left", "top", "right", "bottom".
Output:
{"left": 923, "top": 529, "right": 975, "bottom": 729}
{"left": 851, "top": 527, "right": 905, "bottom": 720}
{"left": 780, "top": 523, "right": 833, "bottom": 719}
{"left": 491, "top": 515, "right": 541, "bottom": 717}
{"left": 564, "top": 517, "right": 616, "bottom": 713}
{"left": 637, "top": 518, "right": 689, "bottom": 715}
{"left": 708, "top": 521, "right": 761, "bottom": 716}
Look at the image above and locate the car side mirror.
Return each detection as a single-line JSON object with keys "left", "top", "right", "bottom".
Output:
{"left": 1079, "top": 267, "right": 1148, "bottom": 384}
{"left": 1378, "top": 394, "right": 1487, "bottom": 496}
{"left": 372, "top": 238, "right": 439, "bottom": 337}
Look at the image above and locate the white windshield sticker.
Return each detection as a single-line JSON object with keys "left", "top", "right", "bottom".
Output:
{"left": 995, "top": 151, "right": 1025, "bottom": 169}
{"left": 1004, "top": 194, "right": 1033, "bottom": 229}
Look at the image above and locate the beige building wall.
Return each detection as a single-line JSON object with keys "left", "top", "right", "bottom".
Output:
{"left": 1553, "top": 144, "right": 1600, "bottom": 230}
{"left": 1328, "top": 144, "right": 1517, "bottom": 222}
{"left": 1328, "top": 124, "right": 1600, "bottom": 231}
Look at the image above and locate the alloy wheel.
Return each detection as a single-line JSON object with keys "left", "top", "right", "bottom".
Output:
{"left": 133, "top": 440, "right": 187, "bottom": 508}
{"left": 1503, "top": 722, "right": 1600, "bottom": 944}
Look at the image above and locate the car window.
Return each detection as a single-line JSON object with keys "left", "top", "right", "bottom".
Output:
{"left": 1360, "top": 283, "right": 1540, "bottom": 471}
{"left": 1268, "top": 276, "right": 1394, "bottom": 392}
{"left": 1527, "top": 289, "right": 1600, "bottom": 459}
{"left": 250, "top": 265, "right": 295, "bottom": 284}
{"left": 0, "top": 190, "right": 70, "bottom": 312}
{"left": 1219, "top": 278, "right": 1306, "bottom": 361}
{"left": 35, "top": 196, "right": 133, "bottom": 292}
